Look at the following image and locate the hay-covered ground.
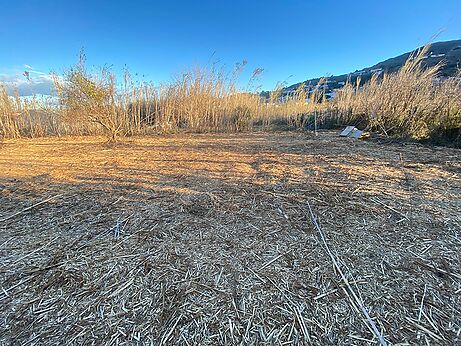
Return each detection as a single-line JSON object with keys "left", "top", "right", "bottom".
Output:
{"left": 0, "top": 132, "right": 460, "bottom": 345}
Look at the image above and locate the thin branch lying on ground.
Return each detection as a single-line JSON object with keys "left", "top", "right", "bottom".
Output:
{"left": 0, "top": 194, "right": 62, "bottom": 223}
{"left": 306, "top": 200, "right": 388, "bottom": 346}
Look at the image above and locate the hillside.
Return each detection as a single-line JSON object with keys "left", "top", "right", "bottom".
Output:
{"left": 284, "top": 39, "right": 461, "bottom": 93}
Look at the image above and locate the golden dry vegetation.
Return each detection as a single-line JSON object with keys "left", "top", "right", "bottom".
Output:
{"left": 1, "top": 132, "right": 460, "bottom": 344}
{"left": 1, "top": 45, "right": 460, "bottom": 146}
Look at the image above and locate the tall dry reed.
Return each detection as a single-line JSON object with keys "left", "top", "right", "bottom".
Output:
{"left": 1, "top": 44, "right": 459, "bottom": 145}
{"left": 330, "top": 44, "right": 461, "bottom": 142}
{"left": 52, "top": 55, "right": 313, "bottom": 140}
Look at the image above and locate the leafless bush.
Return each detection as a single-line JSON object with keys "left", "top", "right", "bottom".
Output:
{"left": 53, "top": 51, "right": 125, "bottom": 142}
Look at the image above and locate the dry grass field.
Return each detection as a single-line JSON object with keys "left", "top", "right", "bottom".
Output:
{"left": 0, "top": 132, "right": 460, "bottom": 345}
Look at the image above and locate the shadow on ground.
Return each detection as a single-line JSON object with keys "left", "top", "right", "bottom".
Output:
{"left": 0, "top": 132, "right": 460, "bottom": 345}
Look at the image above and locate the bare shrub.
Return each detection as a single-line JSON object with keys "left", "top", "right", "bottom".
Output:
{"left": 53, "top": 51, "right": 124, "bottom": 142}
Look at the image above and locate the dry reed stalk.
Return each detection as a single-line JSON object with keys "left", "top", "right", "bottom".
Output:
{"left": 331, "top": 44, "right": 461, "bottom": 142}
{"left": 1, "top": 44, "right": 459, "bottom": 144}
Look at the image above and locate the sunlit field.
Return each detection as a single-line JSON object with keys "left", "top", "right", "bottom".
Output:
{"left": 2, "top": 1, "right": 461, "bottom": 342}
{"left": 1, "top": 132, "right": 460, "bottom": 344}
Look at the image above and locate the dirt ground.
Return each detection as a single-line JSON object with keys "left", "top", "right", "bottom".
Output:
{"left": 0, "top": 131, "right": 460, "bottom": 345}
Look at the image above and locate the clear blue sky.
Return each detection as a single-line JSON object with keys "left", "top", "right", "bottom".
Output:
{"left": 1, "top": 0, "right": 460, "bottom": 94}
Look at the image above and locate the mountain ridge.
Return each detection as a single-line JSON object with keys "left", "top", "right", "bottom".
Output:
{"left": 284, "top": 39, "right": 461, "bottom": 94}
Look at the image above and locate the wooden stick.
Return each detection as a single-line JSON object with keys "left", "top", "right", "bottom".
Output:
{"left": 370, "top": 197, "right": 409, "bottom": 220}
{"left": 0, "top": 194, "right": 62, "bottom": 223}
{"left": 306, "top": 200, "right": 388, "bottom": 346}
{"left": 258, "top": 253, "right": 285, "bottom": 272}
{"left": 159, "top": 313, "right": 183, "bottom": 345}
{"left": 12, "top": 236, "right": 59, "bottom": 264}
{"left": 418, "top": 284, "right": 427, "bottom": 321}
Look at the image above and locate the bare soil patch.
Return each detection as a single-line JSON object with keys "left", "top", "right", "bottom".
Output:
{"left": 0, "top": 132, "right": 460, "bottom": 345}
